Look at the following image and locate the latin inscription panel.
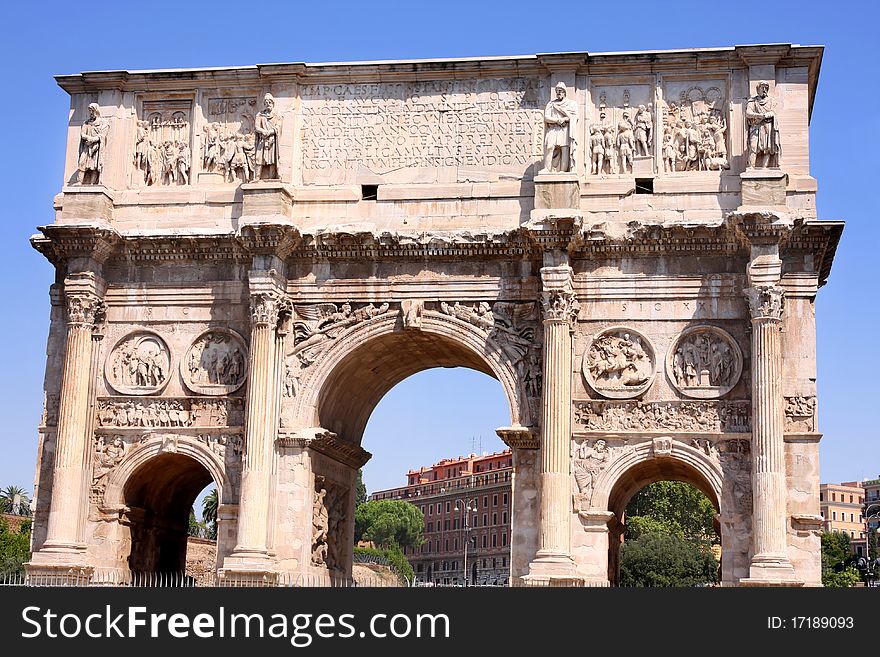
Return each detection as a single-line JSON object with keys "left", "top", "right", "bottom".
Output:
{"left": 300, "top": 78, "right": 546, "bottom": 185}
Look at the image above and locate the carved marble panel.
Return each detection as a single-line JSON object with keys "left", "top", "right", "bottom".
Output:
{"left": 291, "top": 302, "right": 391, "bottom": 367}
{"left": 574, "top": 399, "right": 751, "bottom": 433}
{"left": 582, "top": 327, "right": 656, "bottom": 399}
{"left": 660, "top": 80, "right": 729, "bottom": 172}
{"left": 96, "top": 397, "right": 244, "bottom": 428}
{"left": 135, "top": 99, "right": 193, "bottom": 186}
{"left": 299, "top": 78, "right": 546, "bottom": 184}
{"left": 589, "top": 85, "right": 654, "bottom": 176}
{"left": 183, "top": 329, "right": 248, "bottom": 395}
{"left": 784, "top": 396, "right": 816, "bottom": 432}
{"left": 105, "top": 331, "right": 172, "bottom": 395}
{"left": 202, "top": 96, "right": 259, "bottom": 183}
{"left": 666, "top": 326, "right": 742, "bottom": 399}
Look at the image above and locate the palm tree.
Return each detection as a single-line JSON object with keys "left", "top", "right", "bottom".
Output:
{"left": 202, "top": 488, "right": 218, "bottom": 540}
{"left": 0, "top": 486, "right": 31, "bottom": 516}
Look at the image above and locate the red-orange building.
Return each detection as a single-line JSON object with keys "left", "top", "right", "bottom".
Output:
{"left": 370, "top": 450, "right": 512, "bottom": 585}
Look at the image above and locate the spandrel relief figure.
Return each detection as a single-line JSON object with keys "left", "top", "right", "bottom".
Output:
{"left": 292, "top": 302, "right": 391, "bottom": 366}
{"left": 254, "top": 93, "right": 281, "bottom": 180}
{"left": 77, "top": 103, "right": 109, "bottom": 185}
{"left": 573, "top": 439, "right": 610, "bottom": 509}
{"left": 540, "top": 82, "right": 578, "bottom": 173}
{"left": 746, "top": 80, "right": 781, "bottom": 168}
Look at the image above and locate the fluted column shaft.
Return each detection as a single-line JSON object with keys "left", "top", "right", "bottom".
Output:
{"left": 745, "top": 285, "right": 795, "bottom": 580}
{"left": 43, "top": 291, "right": 103, "bottom": 552}
{"left": 232, "top": 293, "right": 283, "bottom": 559}
{"left": 534, "top": 266, "right": 579, "bottom": 565}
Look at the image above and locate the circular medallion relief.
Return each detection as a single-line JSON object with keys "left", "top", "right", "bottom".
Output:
{"left": 182, "top": 329, "right": 248, "bottom": 396}
{"left": 582, "top": 327, "right": 656, "bottom": 399}
{"left": 666, "top": 325, "right": 742, "bottom": 399}
{"left": 105, "top": 331, "right": 172, "bottom": 395}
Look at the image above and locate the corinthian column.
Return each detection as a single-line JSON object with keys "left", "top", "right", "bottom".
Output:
{"left": 524, "top": 265, "right": 580, "bottom": 585}
{"left": 743, "top": 284, "right": 798, "bottom": 584}
{"left": 35, "top": 274, "right": 105, "bottom": 561}
{"left": 227, "top": 292, "right": 285, "bottom": 569}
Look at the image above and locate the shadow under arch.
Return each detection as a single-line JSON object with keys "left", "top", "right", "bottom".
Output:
{"left": 294, "top": 311, "right": 526, "bottom": 444}
{"left": 591, "top": 441, "right": 723, "bottom": 586}
{"left": 102, "top": 439, "right": 230, "bottom": 574}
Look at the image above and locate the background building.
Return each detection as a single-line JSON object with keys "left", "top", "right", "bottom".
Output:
{"left": 371, "top": 451, "right": 512, "bottom": 585}
{"left": 820, "top": 481, "right": 866, "bottom": 556}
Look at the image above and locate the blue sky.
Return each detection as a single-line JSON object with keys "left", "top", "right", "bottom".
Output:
{"left": 0, "top": 0, "right": 876, "bottom": 498}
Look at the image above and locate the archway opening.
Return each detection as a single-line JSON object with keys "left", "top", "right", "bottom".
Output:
{"left": 314, "top": 327, "right": 517, "bottom": 587}
{"left": 123, "top": 452, "right": 215, "bottom": 574}
{"left": 608, "top": 460, "right": 720, "bottom": 587}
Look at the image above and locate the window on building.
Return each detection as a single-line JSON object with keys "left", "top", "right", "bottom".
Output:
{"left": 492, "top": 534, "right": 497, "bottom": 547}
{"left": 832, "top": 493, "right": 836, "bottom": 502}
{"left": 428, "top": 505, "right": 432, "bottom": 516}
{"left": 851, "top": 513, "right": 854, "bottom": 523}
{"left": 492, "top": 558, "right": 497, "bottom": 569}
{"left": 454, "top": 538, "right": 458, "bottom": 550}
{"left": 493, "top": 494, "right": 498, "bottom": 506}
{"left": 446, "top": 502, "right": 451, "bottom": 513}
{"left": 445, "top": 539, "right": 449, "bottom": 552}
{"left": 502, "top": 557, "right": 507, "bottom": 567}
{"left": 483, "top": 496, "right": 488, "bottom": 508}
{"left": 503, "top": 493, "right": 508, "bottom": 505}
{"left": 502, "top": 533, "right": 507, "bottom": 546}
{"left": 493, "top": 513, "right": 498, "bottom": 526}
{"left": 473, "top": 515, "right": 478, "bottom": 527}
{"left": 850, "top": 495, "right": 854, "bottom": 503}
{"left": 417, "top": 563, "right": 424, "bottom": 572}
{"left": 444, "top": 520, "right": 449, "bottom": 531}
{"left": 483, "top": 514, "right": 488, "bottom": 527}
{"left": 482, "top": 535, "right": 487, "bottom": 548}
{"left": 832, "top": 511, "right": 837, "bottom": 520}
{"left": 437, "top": 503, "right": 441, "bottom": 514}
{"left": 502, "top": 512, "right": 508, "bottom": 524}
{"left": 453, "top": 518, "right": 459, "bottom": 530}
{"left": 483, "top": 559, "right": 487, "bottom": 568}
{"left": 427, "top": 522, "right": 433, "bottom": 532}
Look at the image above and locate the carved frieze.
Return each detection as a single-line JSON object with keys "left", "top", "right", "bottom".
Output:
{"left": 590, "top": 85, "right": 653, "bottom": 175}
{"left": 183, "top": 329, "right": 248, "bottom": 395}
{"left": 784, "top": 396, "right": 816, "bottom": 432}
{"left": 105, "top": 331, "right": 172, "bottom": 395}
{"left": 667, "top": 326, "right": 743, "bottom": 399}
{"left": 574, "top": 399, "right": 751, "bottom": 433}
{"left": 202, "top": 96, "right": 259, "bottom": 183}
{"left": 291, "top": 302, "right": 391, "bottom": 366}
{"left": 135, "top": 99, "right": 193, "bottom": 186}
{"left": 660, "top": 82, "right": 729, "bottom": 172}
{"left": 196, "top": 432, "right": 244, "bottom": 459}
{"left": 582, "top": 327, "right": 655, "bottom": 399}
{"left": 96, "top": 397, "right": 244, "bottom": 428}
{"left": 312, "top": 475, "right": 347, "bottom": 571}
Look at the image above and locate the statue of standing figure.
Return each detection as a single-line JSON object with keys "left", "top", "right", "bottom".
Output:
{"left": 254, "top": 93, "right": 281, "bottom": 180}
{"left": 746, "top": 80, "right": 781, "bottom": 168}
{"left": 541, "top": 82, "right": 578, "bottom": 173}
{"left": 77, "top": 103, "right": 110, "bottom": 185}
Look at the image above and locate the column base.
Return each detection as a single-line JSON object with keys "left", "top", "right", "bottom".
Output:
{"left": 740, "top": 554, "right": 802, "bottom": 587}
{"left": 221, "top": 549, "right": 277, "bottom": 585}
{"left": 522, "top": 551, "right": 583, "bottom": 587}
{"left": 25, "top": 559, "right": 94, "bottom": 585}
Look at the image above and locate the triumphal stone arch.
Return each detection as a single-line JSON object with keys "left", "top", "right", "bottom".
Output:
{"left": 28, "top": 44, "right": 841, "bottom": 586}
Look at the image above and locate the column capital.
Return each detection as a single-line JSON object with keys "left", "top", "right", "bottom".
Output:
{"left": 63, "top": 272, "right": 106, "bottom": 329}
{"left": 249, "top": 292, "right": 290, "bottom": 328}
{"left": 745, "top": 285, "right": 784, "bottom": 321}
{"left": 540, "top": 266, "right": 579, "bottom": 327}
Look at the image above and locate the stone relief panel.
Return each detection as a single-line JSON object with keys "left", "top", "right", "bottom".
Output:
{"left": 784, "top": 396, "right": 816, "bottom": 433}
{"left": 574, "top": 399, "right": 750, "bottom": 433}
{"left": 720, "top": 438, "right": 752, "bottom": 515}
{"left": 312, "top": 475, "right": 347, "bottom": 571}
{"left": 660, "top": 81, "right": 729, "bottom": 172}
{"left": 97, "top": 397, "right": 244, "bottom": 428}
{"left": 105, "top": 331, "right": 172, "bottom": 396}
{"left": 183, "top": 329, "right": 248, "bottom": 396}
{"left": 134, "top": 99, "right": 193, "bottom": 186}
{"left": 91, "top": 434, "right": 127, "bottom": 503}
{"left": 589, "top": 85, "right": 654, "bottom": 176}
{"left": 572, "top": 437, "right": 632, "bottom": 511}
{"left": 299, "top": 78, "right": 546, "bottom": 185}
{"left": 582, "top": 327, "right": 655, "bottom": 399}
{"left": 666, "top": 326, "right": 743, "bottom": 399}
{"left": 201, "top": 96, "right": 258, "bottom": 183}
{"left": 290, "top": 302, "right": 391, "bottom": 367}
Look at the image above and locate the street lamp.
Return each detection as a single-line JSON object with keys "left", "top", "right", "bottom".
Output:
{"left": 455, "top": 496, "right": 478, "bottom": 587}
{"left": 864, "top": 503, "right": 880, "bottom": 587}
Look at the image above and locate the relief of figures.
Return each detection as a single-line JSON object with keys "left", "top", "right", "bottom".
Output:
{"left": 133, "top": 103, "right": 192, "bottom": 186}
{"left": 746, "top": 81, "right": 781, "bottom": 168}
{"left": 583, "top": 329, "right": 655, "bottom": 398}
{"left": 668, "top": 327, "right": 742, "bottom": 399}
{"left": 574, "top": 399, "right": 751, "bottom": 433}
{"left": 312, "top": 475, "right": 345, "bottom": 570}
{"left": 784, "top": 395, "right": 816, "bottom": 432}
{"left": 77, "top": 103, "right": 110, "bottom": 185}
{"left": 573, "top": 438, "right": 610, "bottom": 509}
{"left": 661, "top": 85, "right": 728, "bottom": 172}
{"left": 90, "top": 434, "right": 127, "bottom": 503}
{"left": 439, "top": 301, "right": 495, "bottom": 331}
{"left": 184, "top": 330, "right": 248, "bottom": 394}
{"left": 291, "top": 302, "right": 391, "bottom": 366}
{"left": 106, "top": 332, "right": 171, "bottom": 395}
{"left": 590, "top": 88, "right": 653, "bottom": 176}
{"left": 96, "top": 397, "right": 243, "bottom": 428}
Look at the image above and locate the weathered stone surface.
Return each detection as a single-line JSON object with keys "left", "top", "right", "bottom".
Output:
{"left": 27, "top": 44, "right": 840, "bottom": 587}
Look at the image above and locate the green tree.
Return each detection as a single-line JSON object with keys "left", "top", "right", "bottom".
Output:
{"left": 821, "top": 531, "right": 858, "bottom": 587}
{"left": 619, "top": 532, "right": 718, "bottom": 587}
{"left": 0, "top": 486, "right": 31, "bottom": 516}
{"left": 354, "top": 500, "right": 424, "bottom": 550}
{"left": 202, "top": 489, "right": 218, "bottom": 540}
{"left": 0, "top": 517, "right": 31, "bottom": 575}
{"left": 625, "top": 481, "right": 717, "bottom": 542}
{"left": 188, "top": 508, "right": 205, "bottom": 538}
{"left": 355, "top": 470, "right": 368, "bottom": 507}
